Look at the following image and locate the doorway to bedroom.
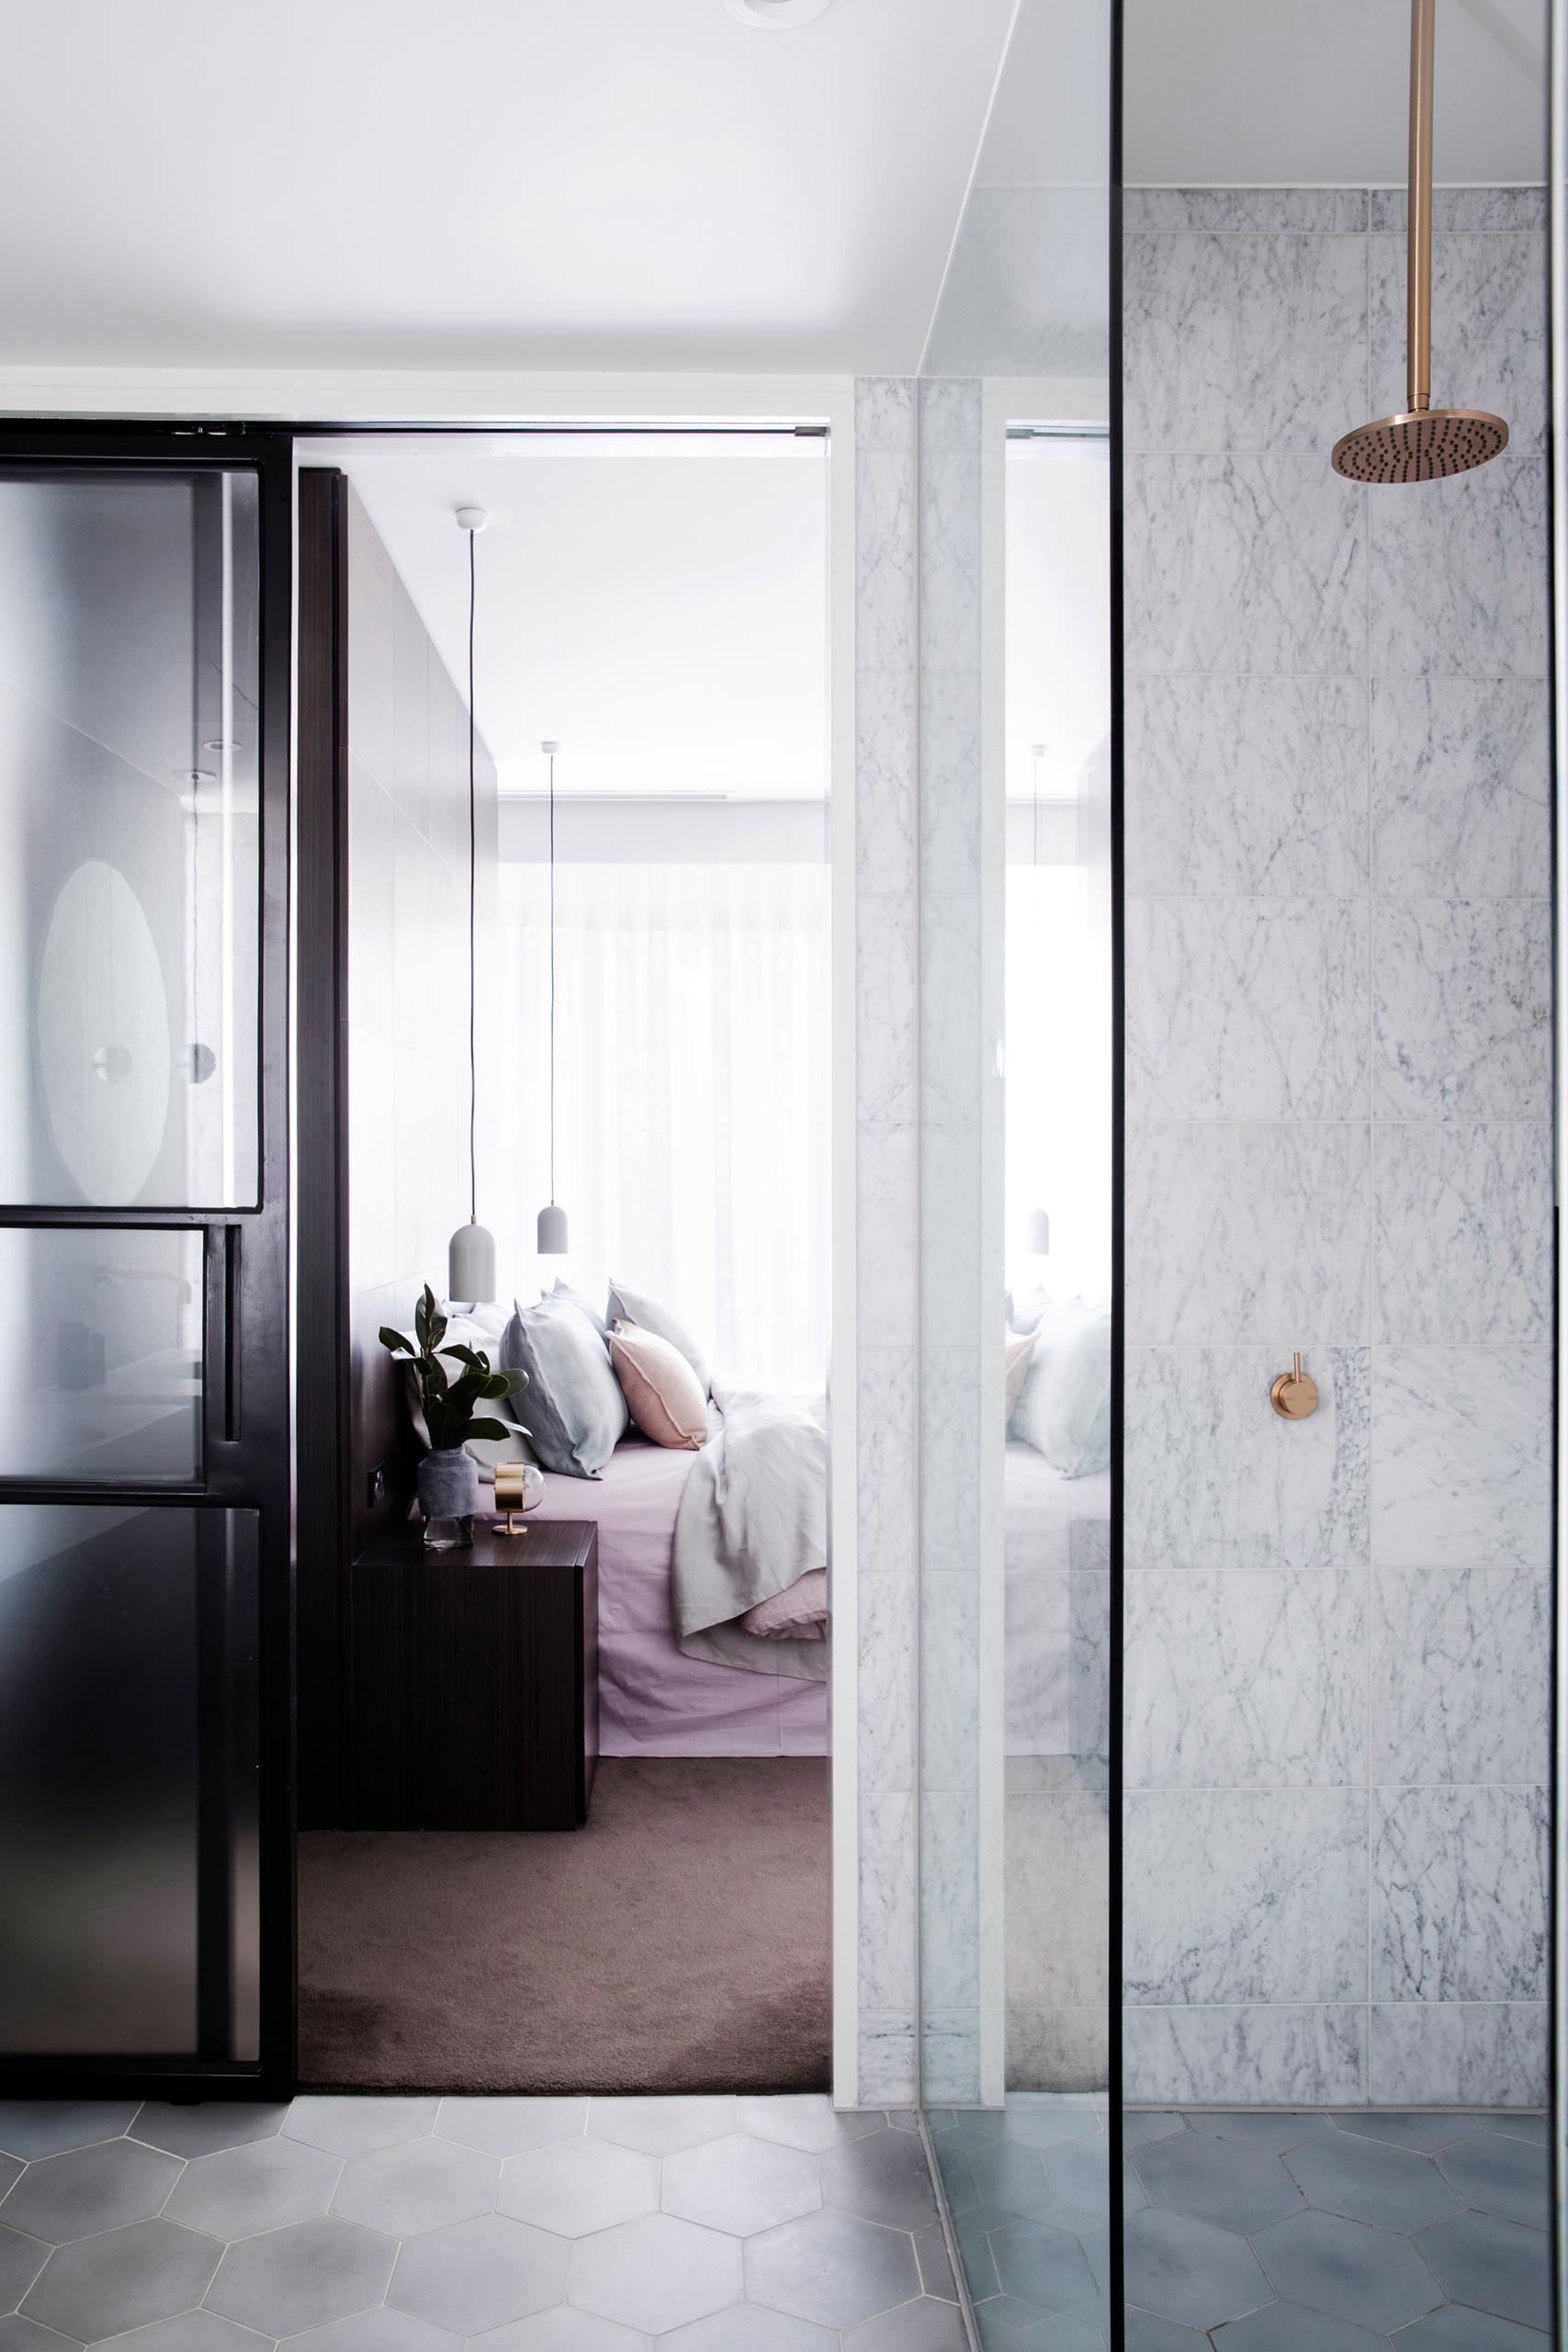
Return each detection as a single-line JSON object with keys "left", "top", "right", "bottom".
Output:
{"left": 293, "top": 425, "right": 835, "bottom": 2094}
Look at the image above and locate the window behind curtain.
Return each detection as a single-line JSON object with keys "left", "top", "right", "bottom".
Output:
{"left": 494, "top": 860, "right": 829, "bottom": 1391}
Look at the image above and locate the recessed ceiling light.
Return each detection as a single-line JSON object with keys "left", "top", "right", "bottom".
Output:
{"left": 725, "top": 0, "right": 833, "bottom": 27}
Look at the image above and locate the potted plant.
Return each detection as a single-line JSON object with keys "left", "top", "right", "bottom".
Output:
{"left": 380, "top": 1285, "right": 527, "bottom": 1549}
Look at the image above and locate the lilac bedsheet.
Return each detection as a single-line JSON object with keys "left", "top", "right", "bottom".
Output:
{"left": 529, "top": 1441, "right": 829, "bottom": 1758}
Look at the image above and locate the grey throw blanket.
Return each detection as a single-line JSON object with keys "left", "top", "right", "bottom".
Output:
{"left": 672, "top": 1385, "right": 829, "bottom": 1682}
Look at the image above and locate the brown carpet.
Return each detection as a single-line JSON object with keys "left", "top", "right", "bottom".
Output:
{"left": 297, "top": 1758, "right": 830, "bottom": 2094}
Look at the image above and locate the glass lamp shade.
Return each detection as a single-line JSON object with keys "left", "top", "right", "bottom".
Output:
{"left": 536, "top": 1201, "right": 570, "bottom": 1255}
{"left": 447, "top": 1217, "right": 496, "bottom": 1305}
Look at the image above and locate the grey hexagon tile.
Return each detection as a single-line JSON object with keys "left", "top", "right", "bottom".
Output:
{"left": 952, "top": 2205, "right": 1008, "bottom": 2301}
{"left": 1211, "top": 2303, "right": 1390, "bottom": 2348}
{"left": 205, "top": 2217, "right": 395, "bottom": 2335}
{"left": 1392, "top": 2304, "right": 1551, "bottom": 2349}
{"left": 435, "top": 2100, "right": 589, "bottom": 2158}
{"left": 746, "top": 2210, "right": 919, "bottom": 2331}
{"left": 389, "top": 2214, "right": 568, "bottom": 2335}
{"left": 913, "top": 2222, "right": 958, "bottom": 2301}
{"left": 22, "top": 2221, "right": 220, "bottom": 2341}
{"left": 587, "top": 2101, "right": 735, "bottom": 2159}
{"left": 735, "top": 2098, "right": 886, "bottom": 2155}
{"left": 332, "top": 2136, "right": 498, "bottom": 2237}
{"left": 959, "top": 2109, "right": 1101, "bottom": 2150}
{"left": 1329, "top": 2111, "right": 1479, "bottom": 2154}
{"left": 1136, "top": 2130, "right": 1303, "bottom": 2233}
{"left": 1184, "top": 2113, "right": 1335, "bottom": 2155}
{"left": 662, "top": 2135, "right": 819, "bottom": 2237}
{"left": 1284, "top": 2132, "right": 1462, "bottom": 2234}
{"left": 284, "top": 2099, "right": 439, "bottom": 2156}
{"left": 289, "top": 2312, "right": 459, "bottom": 2352}
{"left": 0, "top": 2230, "right": 51, "bottom": 2316}
{"left": 130, "top": 2104, "right": 289, "bottom": 2159}
{"left": 1029, "top": 2138, "right": 1111, "bottom": 2222}
{"left": 973, "top": 2294, "right": 1098, "bottom": 2349}
{"left": 570, "top": 2213, "right": 740, "bottom": 2335}
{"left": 845, "top": 2298, "right": 969, "bottom": 2351}
{"left": 1415, "top": 2210, "right": 1552, "bottom": 2332}
{"left": 662, "top": 2308, "right": 836, "bottom": 2351}
{"left": 1126, "top": 2313, "right": 1210, "bottom": 2352}
{"left": 0, "top": 2110, "right": 137, "bottom": 2163}
{"left": 0, "top": 2173, "right": 19, "bottom": 2213}
{"left": 818, "top": 2130, "right": 939, "bottom": 2231}
{"left": 499, "top": 2142, "right": 659, "bottom": 2240}
{"left": 1, "top": 2142, "right": 181, "bottom": 2246}
{"left": 988, "top": 2219, "right": 1096, "bottom": 2313}
{"left": 1122, "top": 2209, "right": 1273, "bottom": 2334}
{"left": 470, "top": 2307, "right": 647, "bottom": 2352}
{"left": 1474, "top": 2111, "right": 1548, "bottom": 2146}
{"left": 1253, "top": 2210, "right": 1445, "bottom": 2332}
{"left": 105, "top": 2316, "right": 276, "bottom": 2352}
{"left": 164, "top": 2136, "right": 340, "bottom": 2240}
{"left": 938, "top": 2136, "right": 1055, "bottom": 2220}
{"left": 1436, "top": 2129, "right": 1551, "bottom": 2229}
{"left": 1122, "top": 2115, "right": 1190, "bottom": 2152}
{"left": 0, "top": 2317, "right": 79, "bottom": 2352}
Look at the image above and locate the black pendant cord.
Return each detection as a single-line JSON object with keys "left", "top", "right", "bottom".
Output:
{"left": 468, "top": 527, "right": 478, "bottom": 1225}
{"left": 547, "top": 748, "right": 557, "bottom": 1206}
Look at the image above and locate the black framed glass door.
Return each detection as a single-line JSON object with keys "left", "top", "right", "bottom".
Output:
{"left": 0, "top": 427, "right": 294, "bottom": 2093}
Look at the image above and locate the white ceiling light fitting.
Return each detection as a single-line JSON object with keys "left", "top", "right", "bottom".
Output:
{"left": 724, "top": 0, "right": 833, "bottom": 27}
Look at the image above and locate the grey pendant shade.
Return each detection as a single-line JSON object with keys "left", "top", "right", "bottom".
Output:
{"left": 447, "top": 509, "right": 497, "bottom": 1304}
{"left": 1024, "top": 1206, "right": 1051, "bottom": 1255}
{"left": 537, "top": 739, "right": 569, "bottom": 1254}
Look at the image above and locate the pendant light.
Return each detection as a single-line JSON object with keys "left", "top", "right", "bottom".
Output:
{"left": 447, "top": 507, "right": 497, "bottom": 1305}
{"left": 1022, "top": 744, "right": 1050, "bottom": 1264}
{"left": 536, "top": 739, "right": 569, "bottom": 1255}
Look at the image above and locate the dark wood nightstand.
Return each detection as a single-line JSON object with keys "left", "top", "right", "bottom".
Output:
{"left": 349, "top": 1520, "right": 598, "bottom": 1830}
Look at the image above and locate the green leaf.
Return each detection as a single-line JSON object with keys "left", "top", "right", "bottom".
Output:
{"left": 468, "top": 1418, "right": 514, "bottom": 1442}
{"left": 441, "top": 1343, "right": 489, "bottom": 1373}
{"left": 423, "top": 1357, "right": 450, "bottom": 1398}
{"left": 378, "top": 1327, "right": 415, "bottom": 1357}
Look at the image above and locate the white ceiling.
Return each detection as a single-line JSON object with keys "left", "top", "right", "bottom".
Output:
{"left": 0, "top": 0, "right": 1017, "bottom": 377}
{"left": 315, "top": 432, "right": 828, "bottom": 800}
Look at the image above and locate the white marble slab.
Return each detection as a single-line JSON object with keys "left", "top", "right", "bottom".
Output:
{"left": 1124, "top": 231, "right": 1368, "bottom": 454}
{"left": 1373, "top": 899, "right": 1551, "bottom": 1123}
{"left": 1370, "top": 1344, "right": 1551, "bottom": 1569}
{"left": 1125, "top": 1570, "right": 1366, "bottom": 1790}
{"left": 1125, "top": 674, "right": 1368, "bottom": 898}
{"left": 1122, "top": 2005, "right": 1369, "bottom": 2108}
{"left": 857, "top": 1790, "right": 916, "bottom": 2010}
{"left": 857, "top": 2007, "right": 918, "bottom": 2107}
{"left": 1124, "top": 1789, "right": 1368, "bottom": 2003}
{"left": 919, "top": 666, "right": 982, "bottom": 896}
{"left": 920, "top": 1572, "right": 980, "bottom": 1795}
{"left": 1371, "top": 676, "right": 1550, "bottom": 899}
{"left": 857, "top": 1573, "right": 917, "bottom": 1794}
{"left": 1369, "top": 186, "right": 1547, "bottom": 232}
{"left": 1126, "top": 188, "right": 1369, "bottom": 232}
{"left": 1370, "top": 2002, "right": 1547, "bottom": 2108}
{"left": 1127, "top": 898, "right": 1370, "bottom": 1121}
{"left": 1124, "top": 1345, "right": 1369, "bottom": 1570}
{"left": 1369, "top": 455, "right": 1549, "bottom": 679}
{"left": 1371, "top": 1565, "right": 1551, "bottom": 1787}
{"left": 1125, "top": 456, "right": 1367, "bottom": 675}
{"left": 919, "top": 1136, "right": 984, "bottom": 1351}
{"left": 854, "top": 447, "right": 917, "bottom": 675}
{"left": 855, "top": 375, "right": 916, "bottom": 454}
{"left": 855, "top": 1123, "right": 919, "bottom": 1350}
{"left": 1373, "top": 1785, "right": 1549, "bottom": 2002}
{"left": 921, "top": 2009, "right": 983, "bottom": 2108}
{"left": 855, "top": 893, "right": 917, "bottom": 1128}
{"left": 1006, "top": 1783, "right": 1111, "bottom": 2009}
{"left": 1372, "top": 1122, "right": 1551, "bottom": 1344}
{"left": 920, "top": 1792, "right": 981, "bottom": 2011}
{"left": 856, "top": 1344, "right": 917, "bottom": 1579}
{"left": 919, "top": 892, "right": 982, "bottom": 1132}
{"left": 1070, "top": 1569, "right": 1111, "bottom": 1779}
{"left": 1003, "top": 1569, "right": 1070, "bottom": 1755}
{"left": 918, "top": 442, "right": 981, "bottom": 675}
{"left": 1126, "top": 1120, "right": 1370, "bottom": 1345}
{"left": 855, "top": 668, "right": 918, "bottom": 899}
{"left": 1371, "top": 232, "right": 1547, "bottom": 455}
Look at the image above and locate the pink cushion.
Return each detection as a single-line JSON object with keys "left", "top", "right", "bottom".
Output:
{"left": 609, "top": 1324, "right": 708, "bottom": 1450}
{"left": 742, "top": 1567, "right": 829, "bottom": 1640}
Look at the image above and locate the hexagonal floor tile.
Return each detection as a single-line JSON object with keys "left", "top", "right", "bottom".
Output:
{"left": 845, "top": 2300, "right": 968, "bottom": 2351}
{"left": 21, "top": 2220, "right": 220, "bottom": 2341}
{"left": 389, "top": 2213, "right": 569, "bottom": 2335}
{"left": 662, "top": 2134, "right": 819, "bottom": 2239}
{"left": 1477, "top": 2113, "right": 1549, "bottom": 2146}
{"left": 1032, "top": 2135, "right": 1113, "bottom": 2219}
{"left": 1, "top": 2141, "right": 181, "bottom": 2245}
{"left": 1253, "top": 2210, "right": 1446, "bottom": 2333}
{"left": 1122, "top": 2115, "right": 1190, "bottom": 2153}
{"left": 974, "top": 2293, "right": 1100, "bottom": 2350}
{"left": 818, "top": 2131, "right": 939, "bottom": 2233}
{"left": 469, "top": 2308, "right": 648, "bottom": 2352}
{"left": 436, "top": 2099, "right": 590, "bottom": 2157}
{"left": 101, "top": 2315, "right": 279, "bottom": 2352}
{"left": 1391, "top": 2305, "right": 1552, "bottom": 2351}
{"left": 661, "top": 2309, "right": 837, "bottom": 2352}
{"left": 498, "top": 2139, "right": 659, "bottom": 2240}
{"left": 287, "top": 2312, "right": 459, "bottom": 2352}
{"left": 746, "top": 2208, "right": 920, "bottom": 2330}
{"left": 285, "top": 2098, "right": 440, "bottom": 2154}
{"left": 130, "top": 2103, "right": 289, "bottom": 2159}
{"left": 1285, "top": 2132, "right": 1462, "bottom": 2235}
{"left": 570, "top": 2213, "right": 741, "bottom": 2335}
{"left": 1136, "top": 2131, "right": 1303, "bottom": 2235}
{"left": 1122, "top": 2208, "right": 1272, "bottom": 2333}
{"left": 0, "top": 2227, "right": 51, "bottom": 2315}
{"left": 1209, "top": 2301, "right": 1390, "bottom": 2348}
{"left": 1184, "top": 2113, "right": 1334, "bottom": 2156}
{"left": 0, "top": 2319, "right": 78, "bottom": 2352}
{"left": 0, "top": 2108, "right": 138, "bottom": 2163}
{"left": 333, "top": 2135, "right": 499, "bottom": 2237}
{"left": 1123, "top": 2312, "right": 1208, "bottom": 2352}
{"left": 205, "top": 2216, "right": 395, "bottom": 2335}
{"left": 936, "top": 2135, "right": 1055, "bottom": 2221}
{"left": 164, "top": 2135, "right": 340, "bottom": 2240}
{"left": 587, "top": 2099, "right": 735, "bottom": 2157}
{"left": 1415, "top": 2210, "right": 1552, "bottom": 2332}
{"left": 960, "top": 2108, "right": 1102, "bottom": 2152}
{"left": 1328, "top": 2111, "right": 1479, "bottom": 2155}
{"left": 1437, "top": 2131, "right": 1551, "bottom": 2231}
{"left": 736, "top": 2098, "right": 886, "bottom": 2155}
{"left": 987, "top": 2217, "right": 1096, "bottom": 2314}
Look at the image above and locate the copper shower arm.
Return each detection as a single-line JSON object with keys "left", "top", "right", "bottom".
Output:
{"left": 1407, "top": 0, "right": 1435, "bottom": 416}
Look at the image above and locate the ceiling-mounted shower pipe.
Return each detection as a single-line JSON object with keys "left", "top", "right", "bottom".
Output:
{"left": 1331, "top": 0, "right": 1509, "bottom": 481}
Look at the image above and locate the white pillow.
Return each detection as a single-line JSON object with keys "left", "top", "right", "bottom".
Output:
{"left": 1017, "top": 1301, "right": 1111, "bottom": 1477}
{"left": 1005, "top": 1329, "right": 1035, "bottom": 1421}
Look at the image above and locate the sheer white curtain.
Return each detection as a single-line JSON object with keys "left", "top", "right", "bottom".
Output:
{"left": 493, "top": 860, "right": 829, "bottom": 1389}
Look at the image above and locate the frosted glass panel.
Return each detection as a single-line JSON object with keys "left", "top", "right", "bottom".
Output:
{"left": 0, "top": 469, "right": 260, "bottom": 1205}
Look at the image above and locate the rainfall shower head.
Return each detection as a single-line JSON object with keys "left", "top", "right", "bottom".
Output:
{"left": 1330, "top": 0, "right": 1507, "bottom": 483}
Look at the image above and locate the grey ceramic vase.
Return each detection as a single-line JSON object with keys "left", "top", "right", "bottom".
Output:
{"left": 418, "top": 1446, "right": 479, "bottom": 1550}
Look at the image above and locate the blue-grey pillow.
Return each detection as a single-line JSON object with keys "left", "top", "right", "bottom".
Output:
{"left": 548, "top": 1277, "right": 610, "bottom": 1349}
{"left": 501, "top": 1295, "right": 626, "bottom": 1477}
{"left": 606, "top": 1278, "right": 711, "bottom": 1396}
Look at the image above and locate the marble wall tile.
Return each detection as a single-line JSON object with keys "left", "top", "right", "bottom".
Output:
{"left": 1125, "top": 674, "right": 1368, "bottom": 898}
{"left": 921, "top": 1343, "right": 982, "bottom": 1564}
{"left": 1372, "top": 1123, "right": 1551, "bottom": 1344}
{"left": 855, "top": 669, "right": 917, "bottom": 898}
{"left": 921, "top": 1574, "right": 980, "bottom": 1793}
{"left": 855, "top": 894, "right": 918, "bottom": 1126}
{"left": 1003, "top": 1570, "right": 1069, "bottom": 1755}
{"left": 1368, "top": 186, "right": 1547, "bottom": 232}
{"left": 1373, "top": 899, "right": 1551, "bottom": 1122}
{"left": 855, "top": 1124, "right": 919, "bottom": 1350}
{"left": 921, "top": 2012, "right": 984, "bottom": 2108}
{"left": 1124, "top": 232, "right": 1368, "bottom": 454}
{"left": 1370, "top": 1344, "right": 1551, "bottom": 1570}
{"left": 859, "top": 1791, "right": 917, "bottom": 2010}
{"left": 920, "top": 894, "right": 983, "bottom": 1130}
{"left": 919, "top": 667, "right": 982, "bottom": 895}
{"left": 1124, "top": 1790, "right": 1368, "bottom": 2004}
{"left": 1370, "top": 2002, "right": 1547, "bottom": 2108}
{"left": 1369, "top": 455, "right": 1549, "bottom": 677}
{"left": 1373, "top": 1786, "right": 1549, "bottom": 2001}
{"left": 1122, "top": 2005, "right": 1369, "bottom": 2108}
{"left": 1070, "top": 1570, "right": 1111, "bottom": 1781}
{"left": 1371, "top": 1566, "right": 1551, "bottom": 1787}
{"left": 1006, "top": 1783, "right": 1111, "bottom": 2009}
{"left": 859, "top": 1574, "right": 918, "bottom": 1793}
{"left": 857, "top": 2009, "right": 918, "bottom": 2107}
{"left": 1125, "top": 456, "right": 1367, "bottom": 675}
{"left": 1126, "top": 1121, "right": 1370, "bottom": 1345}
{"left": 1126, "top": 899, "right": 1370, "bottom": 1121}
{"left": 1124, "top": 1346, "right": 1369, "bottom": 1570}
{"left": 1125, "top": 1571, "right": 1367, "bottom": 1790}
{"left": 855, "top": 450, "right": 918, "bottom": 674}
{"left": 1371, "top": 677, "right": 1550, "bottom": 898}
{"left": 920, "top": 1138, "right": 984, "bottom": 1350}
{"left": 1370, "top": 232, "right": 1547, "bottom": 455}
{"left": 857, "top": 1345, "right": 918, "bottom": 1577}
{"left": 1126, "top": 188, "right": 1369, "bottom": 232}
{"left": 1007, "top": 2005, "right": 1109, "bottom": 2096}
{"left": 921, "top": 1792, "right": 982, "bottom": 2011}
{"left": 855, "top": 375, "right": 917, "bottom": 453}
